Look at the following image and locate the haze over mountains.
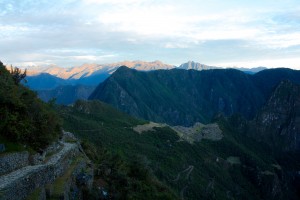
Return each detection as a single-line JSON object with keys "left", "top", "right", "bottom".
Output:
{"left": 25, "top": 60, "right": 175, "bottom": 79}
{"left": 24, "top": 60, "right": 175, "bottom": 89}
{"left": 24, "top": 60, "right": 267, "bottom": 83}
{"left": 22, "top": 60, "right": 269, "bottom": 104}
{"left": 23, "top": 61, "right": 175, "bottom": 104}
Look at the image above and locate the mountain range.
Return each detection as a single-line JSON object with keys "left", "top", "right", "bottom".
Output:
{"left": 22, "top": 60, "right": 268, "bottom": 104}
{"left": 25, "top": 60, "right": 175, "bottom": 79}
{"left": 25, "top": 60, "right": 267, "bottom": 79}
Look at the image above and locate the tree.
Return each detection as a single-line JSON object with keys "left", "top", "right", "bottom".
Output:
{"left": 10, "top": 66, "right": 27, "bottom": 85}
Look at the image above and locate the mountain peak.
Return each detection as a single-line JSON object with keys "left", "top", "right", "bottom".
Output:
{"left": 178, "top": 61, "right": 218, "bottom": 70}
{"left": 116, "top": 65, "right": 131, "bottom": 72}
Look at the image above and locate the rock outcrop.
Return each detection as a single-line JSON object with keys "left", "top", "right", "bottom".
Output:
{"left": 250, "top": 80, "right": 300, "bottom": 152}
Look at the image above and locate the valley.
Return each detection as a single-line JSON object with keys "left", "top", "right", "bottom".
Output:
{"left": 58, "top": 98, "right": 300, "bottom": 199}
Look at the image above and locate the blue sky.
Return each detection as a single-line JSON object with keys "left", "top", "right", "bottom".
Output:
{"left": 1, "top": 0, "right": 300, "bottom": 68}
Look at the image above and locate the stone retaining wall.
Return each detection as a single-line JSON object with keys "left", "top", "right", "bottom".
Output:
{"left": 0, "top": 143, "right": 79, "bottom": 200}
{"left": 0, "top": 151, "right": 29, "bottom": 176}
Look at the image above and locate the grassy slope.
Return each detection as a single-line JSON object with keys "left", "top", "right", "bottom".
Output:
{"left": 59, "top": 100, "right": 296, "bottom": 200}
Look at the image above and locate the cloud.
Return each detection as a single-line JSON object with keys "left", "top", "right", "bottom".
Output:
{"left": 214, "top": 57, "right": 300, "bottom": 69}
{"left": 82, "top": 0, "right": 146, "bottom": 5}
{"left": 1, "top": 0, "right": 300, "bottom": 68}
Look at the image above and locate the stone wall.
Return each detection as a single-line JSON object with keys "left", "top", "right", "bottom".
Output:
{"left": 0, "top": 151, "right": 29, "bottom": 176}
{"left": 0, "top": 143, "right": 79, "bottom": 200}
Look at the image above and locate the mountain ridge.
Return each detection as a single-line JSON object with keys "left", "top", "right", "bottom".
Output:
{"left": 23, "top": 60, "right": 267, "bottom": 80}
{"left": 89, "top": 66, "right": 300, "bottom": 126}
{"left": 25, "top": 60, "right": 175, "bottom": 79}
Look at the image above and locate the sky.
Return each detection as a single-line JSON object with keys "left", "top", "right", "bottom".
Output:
{"left": 1, "top": 0, "right": 300, "bottom": 69}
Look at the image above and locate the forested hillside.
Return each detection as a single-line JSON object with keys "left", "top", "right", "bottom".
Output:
{"left": 0, "top": 62, "right": 61, "bottom": 150}
{"left": 59, "top": 99, "right": 300, "bottom": 200}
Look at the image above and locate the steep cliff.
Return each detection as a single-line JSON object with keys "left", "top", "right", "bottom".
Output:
{"left": 250, "top": 80, "right": 300, "bottom": 152}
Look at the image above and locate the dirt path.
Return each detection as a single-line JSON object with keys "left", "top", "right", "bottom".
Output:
{"left": 172, "top": 165, "right": 194, "bottom": 182}
{"left": 172, "top": 165, "right": 194, "bottom": 200}
{"left": 180, "top": 186, "right": 188, "bottom": 200}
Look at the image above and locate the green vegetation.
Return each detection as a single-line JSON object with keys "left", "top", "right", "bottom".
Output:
{"left": 26, "top": 188, "right": 42, "bottom": 200}
{"left": 0, "top": 135, "right": 32, "bottom": 154}
{"left": 0, "top": 61, "right": 62, "bottom": 151}
{"left": 59, "top": 100, "right": 177, "bottom": 199}
{"left": 59, "top": 100, "right": 299, "bottom": 200}
{"left": 51, "top": 156, "right": 85, "bottom": 198}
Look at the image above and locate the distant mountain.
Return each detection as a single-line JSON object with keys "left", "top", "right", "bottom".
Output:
{"left": 178, "top": 61, "right": 219, "bottom": 70}
{"left": 89, "top": 67, "right": 300, "bottom": 126}
{"left": 37, "top": 85, "right": 95, "bottom": 105}
{"left": 235, "top": 66, "right": 267, "bottom": 74}
{"left": 178, "top": 61, "right": 267, "bottom": 74}
{"left": 22, "top": 61, "right": 283, "bottom": 106}
{"left": 23, "top": 60, "right": 174, "bottom": 91}
{"left": 24, "top": 73, "right": 68, "bottom": 90}
{"left": 26, "top": 60, "right": 175, "bottom": 79}
{"left": 252, "top": 68, "right": 300, "bottom": 98}
{"left": 24, "top": 61, "right": 267, "bottom": 91}
{"left": 24, "top": 61, "right": 267, "bottom": 81}
{"left": 24, "top": 73, "right": 108, "bottom": 90}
